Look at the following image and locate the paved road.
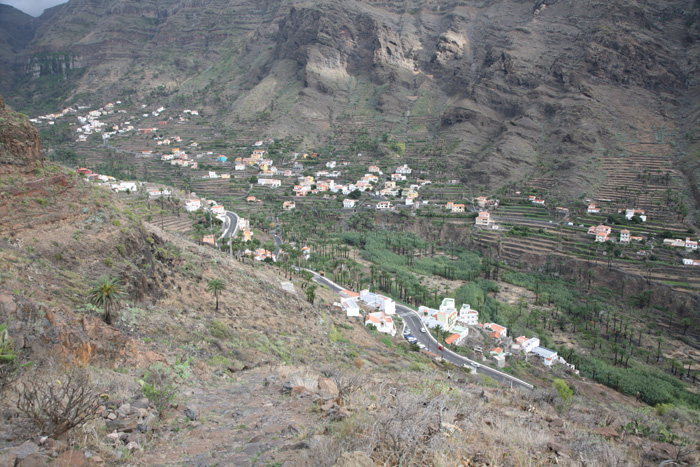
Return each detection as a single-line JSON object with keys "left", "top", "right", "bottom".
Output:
{"left": 306, "top": 270, "right": 533, "bottom": 390}
{"left": 219, "top": 211, "right": 240, "bottom": 240}
{"left": 273, "top": 233, "right": 282, "bottom": 259}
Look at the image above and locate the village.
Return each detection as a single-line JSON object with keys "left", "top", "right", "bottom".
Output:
{"left": 31, "top": 97, "right": 700, "bottom": 383}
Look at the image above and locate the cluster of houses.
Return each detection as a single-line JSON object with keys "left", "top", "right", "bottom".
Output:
{"left": 373, "top": 165, "right": 432, "bottom": 209}
{"left": 586, "top": 203, "right": 648, "bottom": 223}
{"left": 338, "top": 289, "right": 398, "bottom": 335}
{"left": 336, "top": 288, "right": 566, "bottom": 370}
{"left": 161, "top": 149, "right": 200, "bottom": 170}
{"left": 587, "top": 224, "right": 646, "bottom": 243}
{"left": 474, "top": 196, "right": 500, "bottom": 229}
{"left": 528, "top": 195, "right": 546, "bottom": 205}
{"left": 294, "top": 165, "right": 378, "bottom": 198}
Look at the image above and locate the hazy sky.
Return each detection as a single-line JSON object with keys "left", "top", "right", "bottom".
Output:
{"left": 1, "top": 0, "right": 67, "bottom": 17}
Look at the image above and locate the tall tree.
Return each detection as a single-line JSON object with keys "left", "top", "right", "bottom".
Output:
{"left": 206, "top": 278, "right": 226, "bottom": 311}
{"left": 88, "top": 276, "right": 126, "bottom": 325}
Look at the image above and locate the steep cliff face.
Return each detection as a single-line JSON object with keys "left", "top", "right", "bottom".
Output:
{"left": 0, "top": 5, "right": 41, "bottom": 94}
{"left": 4, "top": 0, "right": 700, "bottom": 196}
{"left": 0, "top": 94, "right": 42, "bottom": 174}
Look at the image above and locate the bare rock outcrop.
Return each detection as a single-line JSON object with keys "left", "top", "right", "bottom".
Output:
{"left": 0, "top": 93, "right": 42, "bottom": 174}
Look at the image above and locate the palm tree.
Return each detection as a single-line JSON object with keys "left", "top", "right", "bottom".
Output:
{"left": 88, "top": 276, "right": 126, "bottom": 325}
{"left": 206, "top": 278, "right": 226, "bottom": 311}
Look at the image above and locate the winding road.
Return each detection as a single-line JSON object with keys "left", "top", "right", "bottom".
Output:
{"left": 219, "top": 211, "right": 240, "bottom": 240}
{"left": 307, "top": 270, "right": 534, "bottom": 390}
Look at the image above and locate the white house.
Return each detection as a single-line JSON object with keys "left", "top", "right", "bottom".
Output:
{"left": 683, "top": 258, "right": 700, "bottom": 266}
{"left": 234, "top": 163, "right": 246, "bottom": 171}
{"left": 210, "top": 205, "right": 225, "bottom": 216}
{"left": 451, "top": 203, "right": 466, "bottom": 213}
{"left": 476, "top": 212, "right": 491, "bottom": 226}
{"left": 588, "top": 224, "right": 611, "bottom": 242}
{"left": 365, "top": 312, "right": 396, "bottom": 336}
{"left": 395, "top": 164, "right": 412, "bottom": 175}
{"left": 685, "top": 238, "right": 698, "bottom": 250}
{"left": 485, "top": 322, "right": 507, "bottom": 338}
{"left": 663, "top": 238, "right": 685, "bottom": 248}
{"left": 376, "top": 201, "right": 393, "bottom": 210}
{"left": 343, "top": 199, "right": 357, "bottom": 209}
{"left": 532, "top": 346, "right": 558, "bottom": 367}
{"left": 435, "top": 298, "right": 458, "bottom": 331}
{"left": 620, "top": 208, "right": 647, "bottom": 222}
{"left": 185, "top": 199, "right": 201, "bottom": 212}
{"left": 208, "top": 171, "right": 219, "bottom": 179}
{"left": 587, "top": 205, "right": 600, "bottom": 214}
{"left": 458, "top": 304, "right": 479, "bottom": 325}
{"left": 258, "top": 179, "right": 282, "bottom": 188}
{"left": 283, "top": 201, "right": 295, "bottom": 211}
{"left": 326, "top": 161, "right": 337, "bottom": 168}
{"left": 620, "top": 229, "right": 631, "bottom": 244}
{"left": 522, "top": 337, "right": 540, "bottom": 354}
{"left": 341, "top": 297, "right": 361, "bottom": 317}
{"left": 359, "top": 289, "right": 396, "bottom": 315}
{"left": 112, "top": 181, "right": 138, "bottom": 192}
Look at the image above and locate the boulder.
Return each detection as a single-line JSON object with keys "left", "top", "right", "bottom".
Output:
{"left": 16, "top": 453, "right": 48, "bottom": 467}
{"left": 0, "top": 294, "right": 17, "bottom": 315}
{"left": 53, "top": 450, "right": 88, "bottom": 467}
{"left": 106, "top": 418, "right": 138, "bottom": 433}
{"left": 13, "top": 441, "right": 39, "bottom": 461}
{"left": 116, "top": 403, "right": 131, "bottom": 418}
{"left": 318, "top": 377, "right": 339, "bottom": 398}
{"left": 184, "top": 406, "right": 199, "bottom": 421}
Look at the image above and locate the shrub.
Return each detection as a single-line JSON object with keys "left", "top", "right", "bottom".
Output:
{"left": 553, "top": 379, "right": 574, "bottom": 401}
{"left": 0, "top": 323, "right": 30, "bottom": 393}
{"left": 207, "top": 320, "right": 232, "bottom": 339}
{"left": 139, "top": 366, "right": 177, "bottom": 416}
{"left": 17, "top": 370, "right": 100, "bottom": 438}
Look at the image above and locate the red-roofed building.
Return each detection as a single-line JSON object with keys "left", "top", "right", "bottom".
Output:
{"left": 488, "top": 323, "right": 507, "bottom": 337}
{"left": 445, "top": 334, "right": 461, "bottom": 346}
{"left": 364, "top": 312, "right": 396, "bottom": 336}
{"left": 340, "top": 290, "right": 360, "bottom": 299}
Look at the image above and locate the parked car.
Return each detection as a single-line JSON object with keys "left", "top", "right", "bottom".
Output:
{"left": 420, "top": 327, "right": 427, "bottom": 333}
{"left": 418, "top": 343, "right": 426, "bottom": 349}
{"left": 470, "top": 362, "right": 480, "bottom": 368}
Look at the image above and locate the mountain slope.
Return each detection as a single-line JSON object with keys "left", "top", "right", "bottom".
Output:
{"left": 3, "top": 0, "right": 700, "bottom": 201}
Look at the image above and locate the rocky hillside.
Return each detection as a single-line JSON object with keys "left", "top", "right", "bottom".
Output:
{"left": 2, "top": 0, "right": 700, "bottom": 202}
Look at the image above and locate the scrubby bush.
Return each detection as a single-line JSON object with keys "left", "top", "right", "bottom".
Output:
{"left": 17, "top": 369, "right": 100, "bottom": 438}
{"left": 139, "top": 366, "right": 177, "bottom": 416}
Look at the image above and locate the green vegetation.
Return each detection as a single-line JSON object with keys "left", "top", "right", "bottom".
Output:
{"left": 206, "top": 278, "right": 226, "bottom": 311}
{"left": 576, "top": 356, "right": 700, "bottom": 409}
{"left": 87, "top": 276, "right": 126, "bottom": 325}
